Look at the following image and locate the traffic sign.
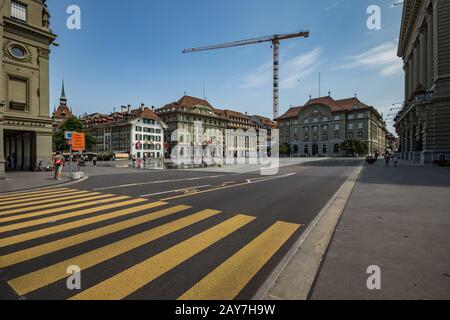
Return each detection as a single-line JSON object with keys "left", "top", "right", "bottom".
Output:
{"left": 64, "top": 131, "right": 73, "bottom": 140}
{"left": 72, "top": 132, "right": 85, "bottom": 151}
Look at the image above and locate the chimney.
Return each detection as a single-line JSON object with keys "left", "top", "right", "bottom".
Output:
{"left": 151, "top": 106, "right": 155, "bottom": 112}
{"left": 127, "top": 104, "right": 131, "bottom": 113}
{"left": 140, "top": 103, "right": 145, "bottom": 110}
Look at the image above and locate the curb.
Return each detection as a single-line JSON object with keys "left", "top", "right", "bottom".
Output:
{"left": 253, "top": 162, "right": 364, "bottom": 300}
{"left": 0, "top": 175, "right": 89, "bottom": 196}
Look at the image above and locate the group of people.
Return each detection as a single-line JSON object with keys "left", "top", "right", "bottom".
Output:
{"left": 52, "top": 153, "right": 98, "bottom": 180}
{"left": 384, "top": 151, "right": 399, "bottom": 167}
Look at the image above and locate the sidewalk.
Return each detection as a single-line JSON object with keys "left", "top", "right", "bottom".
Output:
{"left": 0, "top": 171, "right": 71, "bottom": 194}
{"left": 310, "top": 160, "right": 450, "bottom": 299}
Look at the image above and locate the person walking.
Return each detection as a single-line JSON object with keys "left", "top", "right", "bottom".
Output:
{"left": 385, "top": 151, "right": 391, "bottom": 167}
{"left": 93, "top": 155, "right": 97, "bottom": 167}
{"left": 394, "top": 153, "right": 399, "bottom": 167}
{"left": 54, "top": 152, "right": 65, "bottom": 181}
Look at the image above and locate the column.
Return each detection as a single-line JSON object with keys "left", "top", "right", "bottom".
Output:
{"left": 404, "top": 61, "right": 410, "bottom": 100}
{"left": 426, "top": 10, "right": 434, "bottom": 89}
{"left": 419, "top": 28, "right": 427, "bottom": 90}
{"left": 0, "top": 127, "right": 4, "bottom": 179}
{"left": 23, "top": 133, "right": 31, "bottom": 171}
{"left": 413, "top": 43, "right": 420, "bottom": 92}
{"left": 16, "top": 135, "right": 23, "bottom": 170}
{"left": 408, "top": 54, "right": 414, "bottom": 99}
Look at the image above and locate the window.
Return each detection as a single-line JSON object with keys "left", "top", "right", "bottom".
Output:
{"left": 348, "top": 123, "right": 354, "bottom": 130}
{"left": 136, "top": 126, "right": 142, "bottom": 132}
{"left": 348, "top": 114, "right": 354, "bottom": 120}
{"left": 334, "top": 124, "right": 340, "bottom": 131}
{"left": 357, "top": 113, "right": 364, "bottom": 119}
{"left": 334, "top": 115, "right": 340, "bottom": 121}
{"left": 358, "top": 131, "right": 364, "bottom": 139}
{"left": 348, "top": 132, "right": 354, "bottom": 139}
{"left": 11, "top": 1, "right": 27, "bottom": 21}
{"left": 358, "top": 122, "right": 364, "bottom": 129}
{"left": 335, "top": 132, "right": 340, "bottom": 140}
{"left": 11, "top": 46, "right": 26, "bottom": 58}
{"left": 8, "top": 77, "right": 27, "bottom": 111}
{"left": 323, "top": 145, "right": 327, "bottom": 154}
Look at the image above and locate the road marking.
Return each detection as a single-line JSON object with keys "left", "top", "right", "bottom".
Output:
{"left": 178, "top": 221, "right": 300, "bottom": 300}
{"left": 0, "top": 205, "right": 190, "bottom": 268}
{"left": 161, "top": 173, "right": 296, "bottom": 201}
{"left": 0, "top": 191, "right": 92, "bottom": 210}
{"left": 0, "top": 194, "right": 114, "bottom": 217}
{"left": 0, "top": 195, "right": 134, "bottom": 226}
{"left": 9, "top": 209, "right": 224, "bottom": 296}
{"left": 0, "top": 200, "right": 165, "bottom": 248}
{"left": 139, "top": 185, "right": 211, "bottom": 198}
{"left": 69, "top": 214, "right": 255, "bottom": 300}
{"left": 93, "top": 175, "right": 225, "bottom": 191}
{"left": 0, "top": 188, "right": 69, "bottom": 200}
{"left": 0, "top": 191, "right": 90, "bottom": 206}
{"left": 0, "top": 189, "right": 73, "bottom": 204}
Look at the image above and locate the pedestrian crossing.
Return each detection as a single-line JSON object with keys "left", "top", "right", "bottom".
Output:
{"left": 0, "top": 187, "right": 301, "bottom": 300}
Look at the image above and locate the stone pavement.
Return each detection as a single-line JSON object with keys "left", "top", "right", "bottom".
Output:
{"left": 0, "top": 171, "right": 71, "bottom": 194}
{"left": 310, "top": 160, "right": 450, "bottom": 299}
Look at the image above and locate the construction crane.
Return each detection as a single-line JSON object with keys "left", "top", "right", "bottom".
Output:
{"left": 182, "top": 31, "right": 310, "bottom": 119}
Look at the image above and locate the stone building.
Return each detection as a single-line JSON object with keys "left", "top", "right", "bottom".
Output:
{"left": 276, "top": 95, "right": 387, "bottom": 156}
{"left": 394, "top": 0, "right": 450, "bottom": 164}
{"left": 0, "top": 0, "right": 56, "bottom": 176}
{"left": 156, "top": 96, "right": 229, "bottom": 158}
{"left": 155, "top": 95, "right": 275, "bottom": 160}
{"left": 83, "top": 105, "right": 167, "bottom": 160}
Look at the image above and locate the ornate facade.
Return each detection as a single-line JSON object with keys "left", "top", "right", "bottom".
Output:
{"left": 395, "top": 0, "right": 450, "bottom": 164}
{"left": 0, "top": 0, "right": 56, "bottom": 176}
{"left": 276, "top": 96, "right": 387, "bottom": 156}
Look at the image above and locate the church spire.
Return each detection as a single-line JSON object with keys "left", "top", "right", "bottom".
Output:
{"left": 60, "top": 80, "right": 67, "bottom": 105}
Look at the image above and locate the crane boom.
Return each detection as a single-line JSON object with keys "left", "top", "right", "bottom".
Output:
{"left": 182, "top": 31, "right": 309, "bottom": 53}
{"left": 182, "top": 31, "right": 310, "bottom": 119}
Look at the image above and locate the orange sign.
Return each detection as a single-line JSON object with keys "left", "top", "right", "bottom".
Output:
{"left": 71, "top": 132, "right": 86, "bottom": 151}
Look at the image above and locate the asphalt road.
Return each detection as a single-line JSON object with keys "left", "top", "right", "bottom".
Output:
{"left": 0, "top": 159, "right": 361, "bottom": 300}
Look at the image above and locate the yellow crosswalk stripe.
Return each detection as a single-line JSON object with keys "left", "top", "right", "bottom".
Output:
{"left": 9, "top": 208, "right": 225, "bottom": 296}
{"left": 0, "top": 200, "right": 165, "bottom": 248}
{"left": 0, "top": 190, "right": 92, "bottom": 207}
{"left": 0, "top": 195, "right": 134, "bottom": 225}
{"left": 0, "top": 191, "right": 94, "bottom": 210}
{"left": 0, "top": 205, "right": 190, "bottom": 268}
{"left": 0, "top": 188, "right": 69, "bottom": 200}
{"left": 0, "top": 196, "right": 141, "bottom": 235}
{"left": 0, "top": 189, "right": 73, "bottom": 204}
{"left": 178, "top": 221, "right": 300, "bottom": 300}
{"left": 69, "top": 214, "right": 255, "bottom": 300}
{"left": 0, "top": 194, "right": 114, "bottom": 217}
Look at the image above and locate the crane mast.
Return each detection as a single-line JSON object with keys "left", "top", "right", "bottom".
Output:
{"left": 182, "top": 31, "right": 310, "bottom": 119}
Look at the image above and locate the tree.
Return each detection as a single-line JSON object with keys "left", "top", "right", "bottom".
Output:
{"left": 53, "top": 117, "right": 96, "bottom": 152}
{"left": 279, "top": 143, "right": 291, "bottom": 156}
{"left": 340, "top": 140, "right": 368, "bottom": 157}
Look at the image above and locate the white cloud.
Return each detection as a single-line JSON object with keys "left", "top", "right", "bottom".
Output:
{"left": 325, "top": 1, "right": 340, "bottom": 12}
{"left": 335, "top": 41, "right": 402, "bottom": 76}
{"left": 238, "top": 48, "right": 323, "bottom": 90}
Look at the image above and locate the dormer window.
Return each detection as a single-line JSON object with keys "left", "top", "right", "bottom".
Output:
{"left": 11, "top": 1, "right": 27, "bottom": 22}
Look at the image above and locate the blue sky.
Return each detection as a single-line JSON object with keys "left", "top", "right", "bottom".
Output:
{"left": 47, "top": 0, "right": 404, "bottom": 133}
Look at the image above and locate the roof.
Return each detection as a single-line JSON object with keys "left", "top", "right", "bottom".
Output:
{"left": 130, "top": 107, "right": 162, "bottom": 122}
{"left": 276, "top": 96, "right": 374, "bottom": 120}
{"left": 53, "top": 105, "right": 73, "bottom": 119}
{"left": 157, "top": 95, "right": 213, "bottom": 113}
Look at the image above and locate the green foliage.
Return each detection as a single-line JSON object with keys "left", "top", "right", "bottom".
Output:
{"left": 279, "top": 143, "right": 291, "bottom": 155}
{"left": 339, "top": 140, "right": 368, "bottom": 156}
{"left": 53, "top": 117, "right": 96, "bottom": 152}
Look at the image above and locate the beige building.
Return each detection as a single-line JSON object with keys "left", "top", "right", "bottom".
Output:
{"left": 276, "top": 95, "right": 387, "bottom": 156}
{"left": 395, "top": 0, "right": 450, "bottom": 164}
{"left": 0, "top": 0, "right": 56, "bottom": 177}
{"left": 83, "top": 105, "right": 167, "bottom": 160}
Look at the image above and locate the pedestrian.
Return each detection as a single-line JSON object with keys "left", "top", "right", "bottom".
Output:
{"left": 93, "top": 155, "right": 97, "bottom": 167}
{"left": 54, "top": 152, "right": 65, "bottom": 181}
{"left": 394, "top": 153, "right": 399, "bottom": 167}
{"left": 385, "top": 151, "right": 391, "bottom": 166}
